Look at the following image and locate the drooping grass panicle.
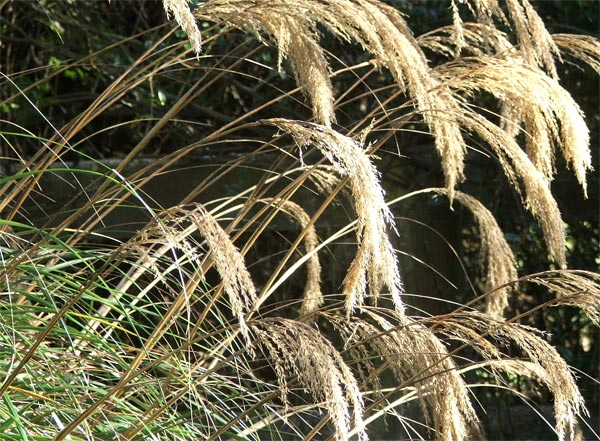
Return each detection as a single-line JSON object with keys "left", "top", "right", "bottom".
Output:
{"left": 462, "top": 0, "right": 508, "bottom": 30}
{"left": 450, "top": 0, "right": 467, "bottom": 56}
{"left": 527, "top": 270, "right": 600, "bottom": 326}
{"left": 260, "top": 198, "right": 323, "bottom": 316}
{"left": 185, "top": 204, "right": 258, "bottom": 338}
{"left": 464, "top": 0, "right": 561, "bottom": 77}
{"left": 126, "top": 204, "right": 256, "bottom": 337}
{"left": 437, "top": 312, "right": 586, "bottom": 441}
{"left": 432, "top": 188, "right": 518, "bottom": 318}
{"left": 78, "top": 203, "right": 257, "bottom": 345}
{"left": 265, "top": 118, "right": 404, "bottom": 317}
{"left": 479, "top": 357, "right": 585, "bottom": 438}
{"left": 195, "top": 0, "right": 336, "bottom": 127}
{"left": 196, "top": 0, "right": 468, "bottom": 197}
{"left": 442, "top": 57, "right": 592, "bottom": 195}
{"left": 251, "top": 318, "right": 367, "bottom": 441}
{"left": 553, "top": 33, "right": 600, "bottom": 76}
{"left": 458, "top": 110, "right": 567, "bottom": 268}
{"left": 163, "top": 0, "right": 203, "bottom": 54}
{"left": 280, "top": 21, "right": 336, "bottom": 128}
{"left": 418, "top": 23, "right": 514, "bottom": 59}
{"left": 328, "top": 313, "right": 479, "bottom": 440}
{"left": 506, "top": 0, "right": 561, "bottom": 77}
{"left": 360, "top": 0, "right": 468, "bottom": 199}
{"left": 353, "top": 311, "right": 481, "bottom": 440}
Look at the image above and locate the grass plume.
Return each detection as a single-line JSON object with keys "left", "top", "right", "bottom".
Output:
{"left": 265, "top": 119, "right": 404, "bottom": 316}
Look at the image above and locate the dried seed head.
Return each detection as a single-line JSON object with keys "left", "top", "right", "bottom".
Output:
{"left": 458, "top": 111, "right": 567, "bottom": 268}
{"left": 443, "top": 57, "right": 592, "bottom": 195}
{"left": 163, "top": 0, "right": 202, "bottom": 54}
{"left": 529, "top": 271, "right": 600, "bottom": 326}
{"left": 441, "top": 312, "right": 587, "bottom": 441}
{"left": 196, "top": 0, "right": 468, "bottom": 195}
{"left": 157, "top": 204, "right": 257, "bottom": 339}
{"left": 464, "top": 0, "right": 561, "bottom": 76}
{"left": 553, "top": 34, "right": 600, "bottom": 76}
{"left": 252, "top": 319, "right": 366, "bottom": 441}
{"left": 265, "top": 119, "right": 404, "bottom": 317}
{"left": 433, "top": 188, "right": 518, "bottom": 318}
{"left": 187, "top": 205, "right": 257, "bottom": 338}
{"left": 351, "top": 312, "right": 481, "bottom": 440}
{"left": 262, "top": 198, "right": 323, "bottom": 316}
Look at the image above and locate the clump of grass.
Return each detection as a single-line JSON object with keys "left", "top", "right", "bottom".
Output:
{"left": 0, "top": 0, "right": 598, "bottom": 440}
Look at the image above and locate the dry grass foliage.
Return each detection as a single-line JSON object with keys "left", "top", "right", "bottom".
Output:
{"left": 436, "top": 312, "right": 586, "bottom": 441}
{"left": 163, "top": 0, "right": 203, "bottom": 54}
{"left": 458, "top": 110, "right": 569, "bottom": 267}
{"left": 194, "top": 0, "right": 469, "bottom": 197}
{"left": 260, "top": 198, "right": 323, "bottom": 316}
{"left": 431, "top": 188, "right": 518, "bottom": 318}
{"left": 330, "top": 311, "right": 481, "bottom": 440}
{"left": 527, "top": 271, "right": 600, "bottom": 327}
{"left": 443, "top": 57, "right": 592, "bottom": 195}
{"left": 265, "top": 119, "right": 404, "bottom": 317}
{"left": 252, "top": 318, "right": 366, "bottom": 441}
{"left": 1, "top": 0, "right": 599, "bottom": 439}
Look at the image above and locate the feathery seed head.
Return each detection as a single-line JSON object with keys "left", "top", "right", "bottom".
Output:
{"left": 359, "top": 312, "right": 481, "bottom": 440}
{"left": 188, "top": 205, "right": 257, "bottom": 338}
{"left": 458, "top": 110, "right": 568, "bottom": 268}
{"left": 262, "top": 198, "right": 324, "bottom": 316}
{"left": 438, "top": 312, "right": 586, "bottom": 441}
{"left": 433, "top": 189, "right": 518, "bottom": 318}
{"left": 529, "top": 271, "right": 600, "bottom": 327}
{"left": 464, "top": 0, "right": 561, "bottom": 76}
{"left": 252, "top": 319, "right": 367, "bottom": 441}
{"left": 157, "top": 204, "right": 257, "bottom": 339}
{"left": 163, "top": 0, "right": 203, "bottom": 54}
{"left": 265, "top": 119, "right": 404, "bottom": 317}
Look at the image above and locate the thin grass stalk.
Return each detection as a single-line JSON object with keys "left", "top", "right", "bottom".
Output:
{"left": 1, "top": 1, "right": 598, "bottom": 439}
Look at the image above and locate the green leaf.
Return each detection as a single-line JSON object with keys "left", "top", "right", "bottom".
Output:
{"left": 48, "top": 55, "right": 61, "bottom": 68}
{"left": 2, "top": 394, "right": 29, "bottom": 440}
{"left": 157, "top": 89, "right": 168, "bottom": 107}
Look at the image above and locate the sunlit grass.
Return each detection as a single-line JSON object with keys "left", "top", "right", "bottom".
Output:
{"left": 0, "top": 0, "right": 598, "bottom": 439}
